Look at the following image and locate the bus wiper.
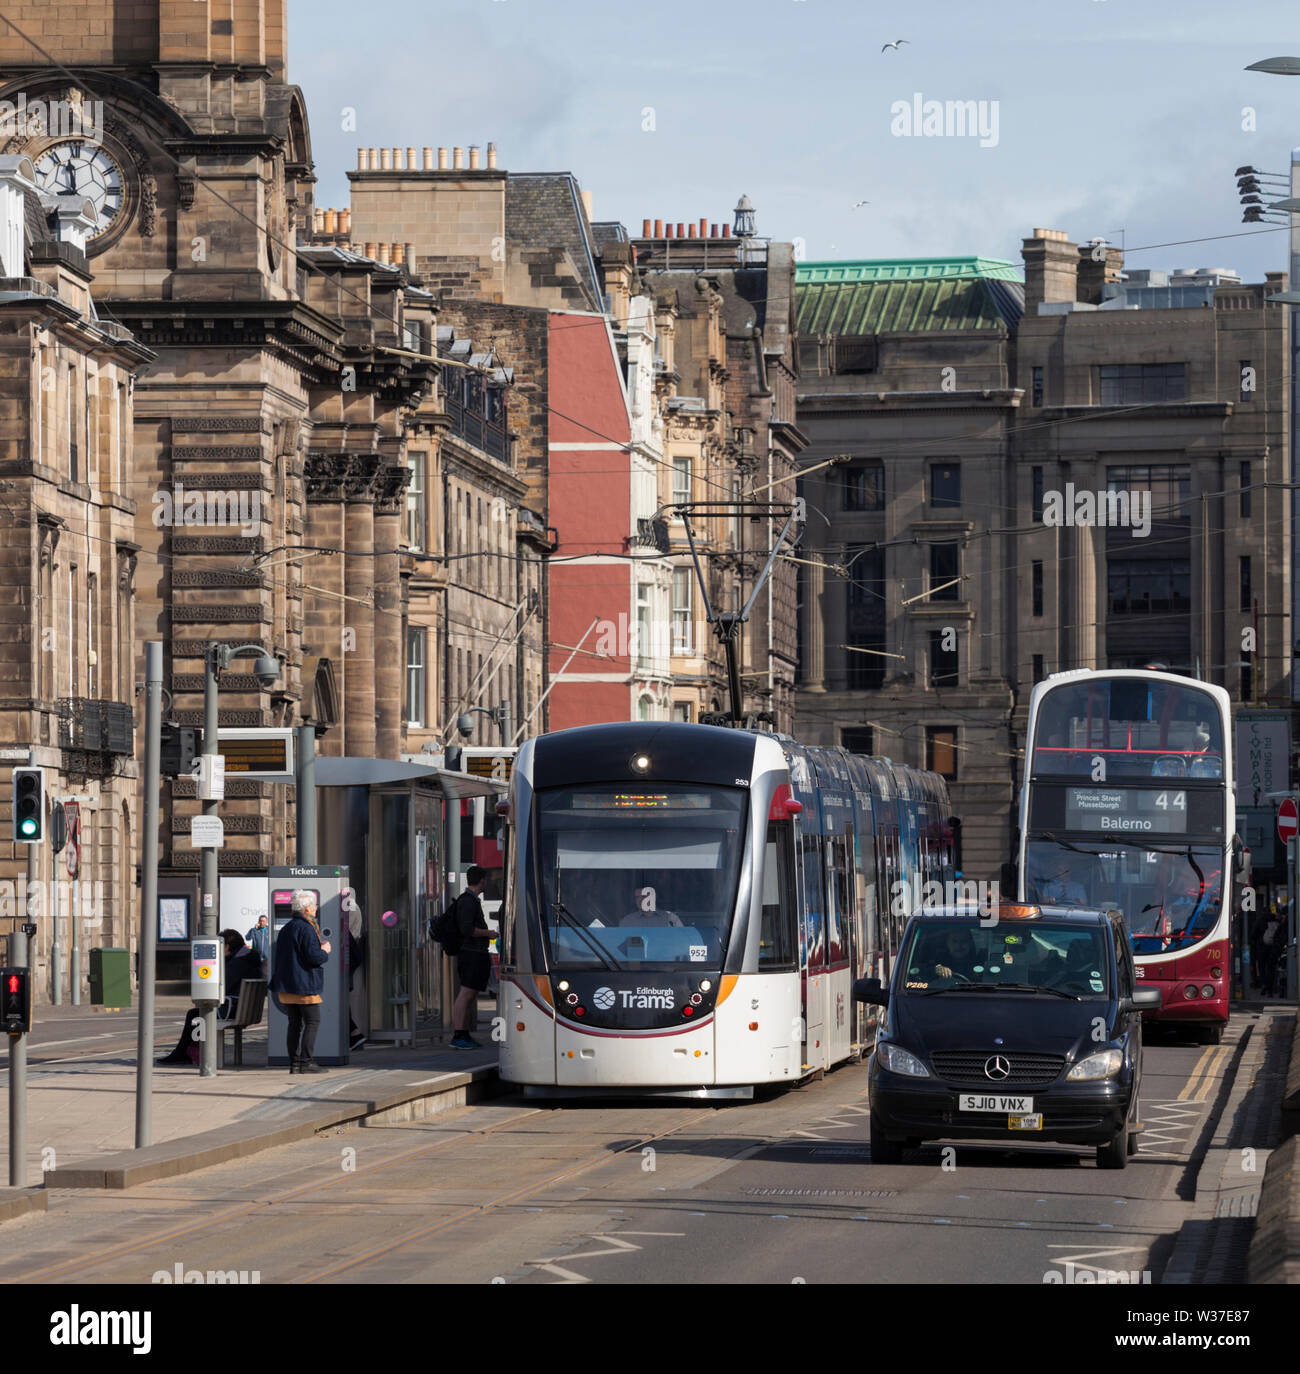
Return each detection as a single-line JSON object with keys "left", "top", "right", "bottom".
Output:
{"left": 551, "top": 899, "right": 621, "bottom": 972}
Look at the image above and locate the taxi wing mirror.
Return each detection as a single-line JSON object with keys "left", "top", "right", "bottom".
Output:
{"left": 1127, "top": 988, "right": 1162, "bottom": 1012}
{"left": 852, "top": 976, "right": 887, "bottom": 1006}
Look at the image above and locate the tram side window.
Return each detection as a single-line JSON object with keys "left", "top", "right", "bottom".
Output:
{"left": 760, "top": 822, "right": 797, "bottom": 968}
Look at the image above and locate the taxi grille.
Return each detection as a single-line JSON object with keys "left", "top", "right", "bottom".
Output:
{"left": 930, "top": 1050, "right": 1066, "bottom": 1085}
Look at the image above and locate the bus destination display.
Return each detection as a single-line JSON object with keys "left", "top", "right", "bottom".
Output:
{"left": 1065, "top": 787, "right": 1188, "bottom": 834}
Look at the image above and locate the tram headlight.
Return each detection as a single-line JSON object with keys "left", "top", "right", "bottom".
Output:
{"left": 1067, "top": 1049, "right": 1123, "bottom": 1082}
{"left": 699, "top": 979, "right": 712, "bottom": 992}
{"left": 1201, "top": 984, "right": 1216, "bottom": 999}
{"left": 630, "top": 753, "right": 651, "bottom": 774}
{"left": 557, "top": 981, "right": 570, "bottom": 992}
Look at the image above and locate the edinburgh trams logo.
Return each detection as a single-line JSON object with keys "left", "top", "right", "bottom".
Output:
{"left": 593, "top": 985, "right": 676, "bottom": 1010}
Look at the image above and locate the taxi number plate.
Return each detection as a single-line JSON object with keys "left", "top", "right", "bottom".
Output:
{"left": 958, "top": 1094, "right": 1033, "bottom": 1114}
{"left": 1009, "top": 1113, "right": 1043, "bottom": 1130}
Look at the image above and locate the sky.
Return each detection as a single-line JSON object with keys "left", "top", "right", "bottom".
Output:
{"left": 291, "top": 0, "right": 1300, "bottom": 284}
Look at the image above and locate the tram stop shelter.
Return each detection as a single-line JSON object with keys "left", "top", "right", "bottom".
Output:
{"left": 314, "top": 757, "right": 504, "bottom": 1045}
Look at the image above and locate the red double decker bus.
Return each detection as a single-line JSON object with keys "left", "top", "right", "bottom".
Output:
{"left": 1018, "top": 669, "right": 1234, "bottom": 1043}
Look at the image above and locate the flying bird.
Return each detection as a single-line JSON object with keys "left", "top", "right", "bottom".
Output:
{"left": 881, "top": 38, "right": 909, "bottom": 52}
{"left": 852, "top": 200, "right": 870, "bottom": 209}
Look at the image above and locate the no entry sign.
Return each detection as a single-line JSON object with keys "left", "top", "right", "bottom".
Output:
{"left": 1278, "top": 797, "right": 1298, "bottom": 845}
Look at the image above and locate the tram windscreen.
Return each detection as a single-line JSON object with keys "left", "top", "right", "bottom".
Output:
{"left": 1032, "top": 679, "right": 1224, "bottom": 780}
{"left": 535, "top": 785, "right": 745, "bottom": 969}
{"left": 1024, "top": 839, "right": 1224, "bottom": 953}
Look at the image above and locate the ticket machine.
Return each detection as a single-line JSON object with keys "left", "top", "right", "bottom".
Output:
{"left": 267, "top": 864, "right": 350, "bottom": 1066}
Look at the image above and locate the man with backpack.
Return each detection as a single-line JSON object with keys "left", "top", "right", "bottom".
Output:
{"left": 437, "top": 866, "right": 494, "bottom": 1050}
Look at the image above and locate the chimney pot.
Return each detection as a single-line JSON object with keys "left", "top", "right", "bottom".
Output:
{"left": 408, "top": 147, "right": 418, "bottom": 171}
{"left": 396, "top": 148, "right": 407, "bottom": 170}
{"left": 642, "top": 219, "right": 651, "bottom": 236}
{"left": 392, "top": 243, "right": 405, "bottom": 264}
{"left": 380, "top": 147, "right": 392, "bottom": 170}
{"left": 365, "top": 242, "right": 377, "bottom": 259}
{"left": 710, "top": 223, "right": 719, "bottom": 238}
{"left": 438, "top": 146, "right": 449, "bottom": 170}
{"left": 469, "top": 145, "right": 481, "bottom": 169}
{"left": 688, "top": 224, "right": 697, "bottom": 237}
{"left": 378, "top": 243, "right": 391, "bottom": 264}
{"left": 357, "top": 147, "right": 367, "bottom": 171}
{"left": 722, "top": 224, "right": 731, "bottom": 237}
{"left": 340, "top": 209, "right": 351, "bottom": 234}
{"left": 677, "top": 223, "right": 685, "bottom": 238}
{"left": 487, "top": 142, "right": 498, "bottom": 169}
{"left": 405, "top": 243, "right": 415, "bottom": 270}
{"left": 453, "top": 146, "right": 464, "bottom": 169}
{"left": 699, "top": 217, "right": 707, "bottom": 237}
{"left": 665, "top": 224, "right": 674, "bottom": 238}
{"left": 423, "top": 147, "right": 434, "bottom": 170}
{"left": 324, "top": 209, "right": 337, "bottom": 234}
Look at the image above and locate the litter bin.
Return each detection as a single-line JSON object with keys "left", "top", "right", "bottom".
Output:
{"left": 88, "top": 948, "right": 131, "bottom": 1007}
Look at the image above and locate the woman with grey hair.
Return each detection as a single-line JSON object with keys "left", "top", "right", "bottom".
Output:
{"left": 269, "top": 889, "right": 332, "bottom": 1074}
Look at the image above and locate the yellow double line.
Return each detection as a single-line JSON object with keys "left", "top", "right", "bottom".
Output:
{"left": 1178, "top": 1045, "right": 1229, "bottom": 1103}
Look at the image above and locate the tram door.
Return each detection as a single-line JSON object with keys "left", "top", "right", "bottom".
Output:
{"left": 800, "top": 829, "right": 828, "bottom": 1070}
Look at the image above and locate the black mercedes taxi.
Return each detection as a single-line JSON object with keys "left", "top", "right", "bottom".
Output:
{"left": 854, "top": 902, "right": 1162, "bottom": 1169}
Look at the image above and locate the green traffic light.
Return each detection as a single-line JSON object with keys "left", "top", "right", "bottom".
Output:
{"left": 19, "top": 818, "right": 37, "bottom": 837}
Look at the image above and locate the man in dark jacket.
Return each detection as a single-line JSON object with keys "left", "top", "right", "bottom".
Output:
{"left": 450, "top": 867, "right": 493, "bottom": 1050}
{"left": 270, "top": 890, "right": 331, "bottom": 1073}
{"left": 156, "top": 930, "right": 260, "bottom": 1066}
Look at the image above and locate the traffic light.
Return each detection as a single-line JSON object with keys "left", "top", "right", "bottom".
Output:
{"left": 11, "top": 767, "right": 43, "bottom": 844}
{"left": 160, "top": 724, "right": 198, "bottom": 778}
{"left": 0, "top": 968, "right": 31, "bottom": 1033}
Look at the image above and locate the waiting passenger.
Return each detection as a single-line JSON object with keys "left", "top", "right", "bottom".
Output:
{"left": 157, "top": 930, "right": 259, "bottom": 1067}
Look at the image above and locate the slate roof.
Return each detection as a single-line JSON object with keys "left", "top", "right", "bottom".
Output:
{"left": 505, "top": 173, "right": 602, "bottom": 310}
{"left": 796, "top": 257, "right": 1024, "bottom": 334}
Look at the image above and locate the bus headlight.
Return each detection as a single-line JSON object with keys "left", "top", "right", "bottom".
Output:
{"left": 1067, "top": 1049, "right": 1123, "bottom": 1081}
{"left": 876, "top": 1042, "right": 930, "bottom": 1078}
{"left": 1183, "top": 985, "right": 1199, "bottom": 999}
{"left": 1201, "top": 984, "right": 1216, "bottom": 999}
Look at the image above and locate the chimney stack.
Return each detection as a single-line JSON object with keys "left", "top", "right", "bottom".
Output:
{"left": 1022, "top": 228, "right": 1078, "bottom": 313}
{"left": 1076, "top": 239, "right": 1126, "bottom": 304}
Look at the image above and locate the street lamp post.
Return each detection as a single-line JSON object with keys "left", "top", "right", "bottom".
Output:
{"left": 197, "top": 643, "right": 281, "bottom": 1077}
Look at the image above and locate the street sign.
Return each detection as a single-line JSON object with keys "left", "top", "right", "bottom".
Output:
{"left": 1278, "top": 798, "right": 1298, "bottom": 844}
{"left": 63, "top": 800, "right": 80, "bottom": 878}
{"left": 190, "top": 815, "right": 225, "bottom": 849}
{"left": 50, "top": 802, "right": 66, "bottom": 855}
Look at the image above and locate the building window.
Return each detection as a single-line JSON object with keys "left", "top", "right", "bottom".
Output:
{"left": 1031, "top": 366, "right": 1043, "bottom": 407}
{"left": 1241, "top": 660, "right": 1252, "bottom": 703}
{"left": 87, "top": 574, "right": 97, "bottom": 700}
{"left": 672, "top": 567, "right": 693, "bottom": 654}
{"left": 845, "top": 545, "right": 886, "bottom": 690}
{"left": 1031, "top": 466, "right": 1044, "bottom": 522}
{"left": 929, "top": 632, "right": 958, "bottom": 687}
{"left": 406, "top": 452, "right": 426, "bottom": 552}
{"left": 405, "top": 628, "right": 426, "bottom": 727}
{"left": 841, "top": 727, "right": 874, "bottom": 755}
{"left": 673, "top": 702, "right": 692, "bottom": 723}
{"left": 926, "top": 726, "right": 958, "bottom": 779}
{"left": 1106, "top": 465, "right": 1192, "bottom": 519}
{"left": 1032, "top": 654, "right": 1045, "bottom": 684}
{"left": 1239, "top": 360, "right": 1254, "bottom": 403}
{"left": 1098, "top": 363, "right": 1187, "bottom": 405}
{"left": 1240, "top": 460, "right": 1251, "bottom": 519}
{"left": 1032, "top": 560, "right": 1043, "bottom": 617}
{"left": 930, "top": 461, "right": 960, "bottom": 509}
{"left": 1240, "top": 556, "right": 1252, "bottom": 613}
{"left": 636, "top": 582, "right": 652, "bottom": 662}
{"left": 637, "top": 694, "right": 655, "bottom": 721}
{"left": 834, "top": 335, "right": 877, "bottom": 374}
{"left": 929, "top": 542, "right": 959, "bottom": 601}
{"left": 842, "top": 462, "right": 885, "bottom": 511}
{"left": 1108, "top": 559, "right": 1192, "bottom": 615}
{"left": 672, "top": 456, "right": 692, "bottom": 507}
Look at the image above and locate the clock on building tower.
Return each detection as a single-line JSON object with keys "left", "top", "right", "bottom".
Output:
{"left": 32, "top": 140, "right": 129, "bottom": 245}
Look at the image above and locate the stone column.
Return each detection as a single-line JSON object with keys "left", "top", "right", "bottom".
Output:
{"left": 373, "top": 492, "right": 403, "bottom": 760}
{"left": 804, "top": 558, "right": 826, "bottom": 690}
{"left": 344, "top": 484, "right": 376, "bottom": 759}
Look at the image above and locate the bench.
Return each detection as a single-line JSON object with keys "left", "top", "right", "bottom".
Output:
{"left": 216, "top": 979, "right": 267, "bottom": 1068}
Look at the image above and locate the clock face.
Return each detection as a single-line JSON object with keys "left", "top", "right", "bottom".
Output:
{"left": 32, "top": 141, "right": 127, "bottom": 240}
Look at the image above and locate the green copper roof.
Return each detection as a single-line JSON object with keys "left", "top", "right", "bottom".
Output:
{"left": 796, "top": 258, "right": 1024, "bottom": 335}
{"left": 796, "top": 257, "right": 1023, "bottom": 283}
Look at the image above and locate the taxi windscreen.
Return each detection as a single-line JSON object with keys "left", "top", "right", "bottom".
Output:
{"left": 898, "top": 922, "right": 1111, "bottom": 998}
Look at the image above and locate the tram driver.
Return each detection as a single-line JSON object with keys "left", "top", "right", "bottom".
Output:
{"left": 621, "top": 885, "right": 683, "bottom": 927}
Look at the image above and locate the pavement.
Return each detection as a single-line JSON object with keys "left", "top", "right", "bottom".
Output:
{"left": 0, "top": 992, "right": 500, "bottom": 1204}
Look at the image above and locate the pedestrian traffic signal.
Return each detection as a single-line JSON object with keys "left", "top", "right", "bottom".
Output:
{"left": 0, "top": 967, "right": 30, "bottom": 1033}
{"left": 11, "top": 767, "right": 43, "bottom": 844}
{"left": 160, "top": 724, "right": 198, "bottom": 778}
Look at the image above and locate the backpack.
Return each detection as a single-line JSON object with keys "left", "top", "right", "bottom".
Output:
{"left": 430, "top": 898, "right": 464, "bottom": 955}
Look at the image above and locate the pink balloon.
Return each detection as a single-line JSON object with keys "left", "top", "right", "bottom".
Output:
{"left": 381, "top": 909, "right": 398, "bottom": 927}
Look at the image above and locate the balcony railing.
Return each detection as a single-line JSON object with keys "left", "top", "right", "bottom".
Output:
{"left": 58, "top": 699, "right": 134, "bottom": 754}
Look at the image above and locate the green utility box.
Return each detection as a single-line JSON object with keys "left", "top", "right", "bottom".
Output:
{"left": 88, "top": 948, "right": 131, "bottom": 1008}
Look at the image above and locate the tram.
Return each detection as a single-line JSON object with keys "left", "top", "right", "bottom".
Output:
{"left": 1018, "top": 669, "right": 1235, "bottom": 1041}
{"left": 496, "top": 721, "right": 956, "bottom": 1097}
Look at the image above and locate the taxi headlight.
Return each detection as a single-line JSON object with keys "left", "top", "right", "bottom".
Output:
{"left": 1067, "top": 1048, "right": 1123, "bottom": 1082}
{"left": 876, "top": 1042, "right": 931, "bottom": 1078}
